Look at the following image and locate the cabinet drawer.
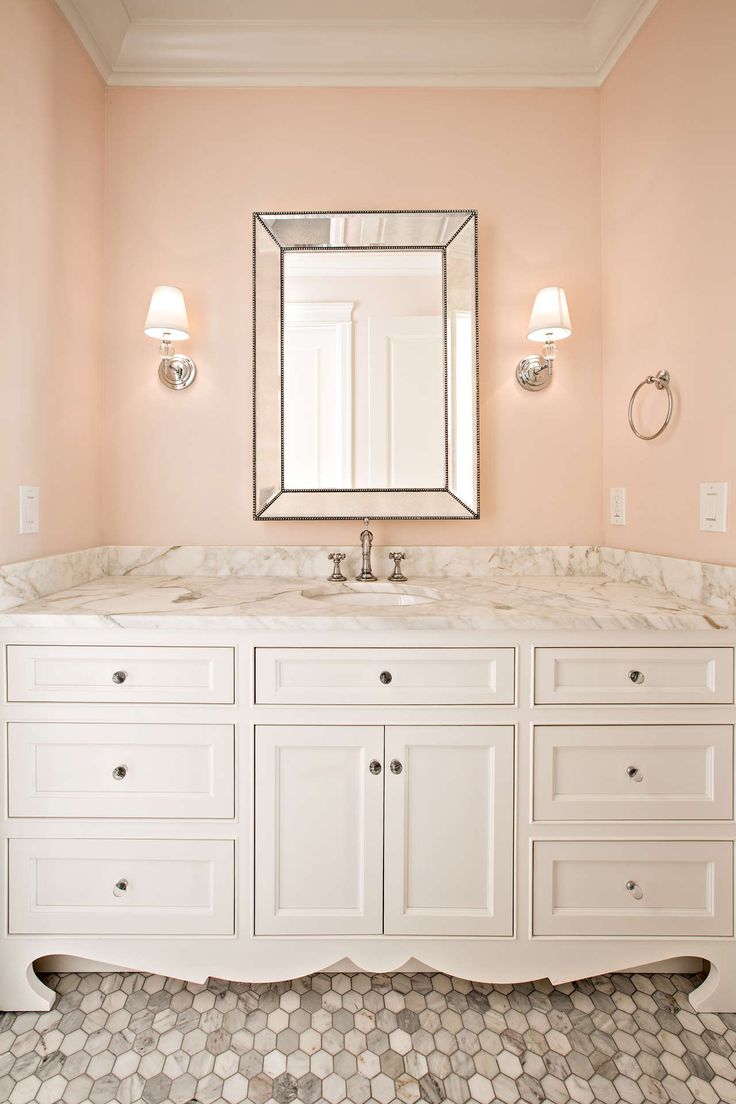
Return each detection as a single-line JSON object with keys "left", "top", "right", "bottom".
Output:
{"left": 533, "top": 840, "right": 733, "bottom": 937}
{"left": 6, "top": 645, "right": 235, "bottom": 704}
{"left": 8, "top": 723, "right": 235, "bottom": 819}
{"left": 9, "top": 838, "right": 235, "bottom": 935}
{"left": 255, "top": 648, "right": 515, "bottom": 705}
{"left": 533, "top": 725, "right": 733, "bottom": 821}
{"left": 534, "top": 647, "right": 733, "bottom": 705}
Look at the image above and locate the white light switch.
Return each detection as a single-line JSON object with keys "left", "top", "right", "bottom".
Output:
{"left": 19, "top": 486, "right": 39, "bottom": 534}
{"left": 700, "top": 482, "right": 728, "bottom": 533}
{"left": 610, "top": 487, "right": 626, "bottom": 526}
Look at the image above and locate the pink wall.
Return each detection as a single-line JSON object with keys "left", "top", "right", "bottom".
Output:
{"left": 601, "top": 0, "right": 736, "bottom": 564}
{"left": 0, "top": 0, "right": 104, "bottom": 563}
{"left": 103, "top": 88, "right": 602, "bottom": 547}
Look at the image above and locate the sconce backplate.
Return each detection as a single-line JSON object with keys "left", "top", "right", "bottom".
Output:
{"left": 159, "top": 354, "right": 197, "bottom": 390}
{"left": 516, "top": 354, "right": 552, "bottom": 391}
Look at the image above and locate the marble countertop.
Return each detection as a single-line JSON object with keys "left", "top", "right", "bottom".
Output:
{"left": 1, "top": 573, "right": 734, "bottom": 632}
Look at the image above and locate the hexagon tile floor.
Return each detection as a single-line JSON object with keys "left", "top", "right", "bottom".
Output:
{"left": 0, "top": 971, "right": 735, "bottom": 1104}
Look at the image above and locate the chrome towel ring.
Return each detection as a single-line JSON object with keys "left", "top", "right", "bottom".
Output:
{"left": 628, "top": 370, "right": 673, "bottom": 440}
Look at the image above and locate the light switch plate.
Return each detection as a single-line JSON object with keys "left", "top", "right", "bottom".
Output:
{"left": 19, "top": 486, "right": 39, "bottom": 534}
{"left": 610, "top": 487, "right": 626, "bottom": 525}
{"left": 700, "top": 482, "right": 728, "bottom": 532}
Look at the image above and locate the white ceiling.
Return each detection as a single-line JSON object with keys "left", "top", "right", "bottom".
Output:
{"left": 55, "top": 0, "right": 659, "bottom": 88}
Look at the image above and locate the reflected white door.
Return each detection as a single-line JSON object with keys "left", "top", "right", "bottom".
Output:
{"left": 366, "top": 316, "right": 445, "bottom": 487}
{"left": 384, "top": 726, "right": 514, "bottom": 935}
{"left": 282, "top": 303, "right": 353, "bottom": 488}
{"left": 255, "top": 726, "right": 384, "bottom": 935}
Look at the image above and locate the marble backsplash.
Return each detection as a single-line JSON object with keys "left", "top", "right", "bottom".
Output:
{"left": 0, "top": 542, "right": 734, "bottom": 613}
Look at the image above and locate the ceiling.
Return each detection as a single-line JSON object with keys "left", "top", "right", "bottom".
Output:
{"left": 55, "top": 0, "right": 659, "bottom": 88}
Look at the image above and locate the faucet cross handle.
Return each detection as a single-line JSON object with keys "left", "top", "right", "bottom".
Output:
{"left": 388, "top": 551, "right": 408, "bottom": 583}
{"left": 327, "top": 551, "right": 347, "bottom": 582}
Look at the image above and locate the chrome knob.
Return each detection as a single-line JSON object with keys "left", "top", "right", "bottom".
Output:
{"left": 112, "top": 670, "right": 128, "bottom": 685}
{"left": 390, "top": 759, "right": 403, "bottom": 775}
{"left": 112, "top": 764, "right": 128, "bottom": 781}
{"left": 626, "top": 765, "right": 643, "bottom": 782}
{"left": 628, "top": 670, "right": 645, "bottom": 685}
{"left": 113, "top": 879, "right": 129, "bottom": 897}
{"left": 379, "top": 671, "right": 392, "bottom": 685}
{"left": 625, "top": 880, "right": 643, "bottom": 900}
{"left": 369, "top": 760, "right": 382, "bottom": 776}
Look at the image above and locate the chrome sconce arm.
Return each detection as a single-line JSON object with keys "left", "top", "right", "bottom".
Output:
{"left": 516, "top": 339, "right": 557, "bottom": 391}
{"left": 157, "top": 333, "right": 197, "bottom": 390}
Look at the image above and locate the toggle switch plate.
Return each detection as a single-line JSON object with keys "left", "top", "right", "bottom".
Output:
{"left": 700, "top": 482, "right": 728, "bottom": 533}
{"left": 610, "top": 487, "right": 626, "bottom": 526}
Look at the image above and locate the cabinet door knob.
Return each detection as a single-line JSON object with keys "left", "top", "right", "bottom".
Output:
{"left": 628, "top": 669, "right": 645, "bottom": 685}
{"left": 112, "top": 670, "right": 128, "bottom": 685}
{"left": 390, "top": 759, "right": 403, "bottom": 775}
{"left": 626, "top": 765, "right": 643, "bottom": 782}
{"left": 113, "top": 879, "right": 129, "bottom": 897}
{"left": 369, "top": 760, "right": 382, "bottom": 775}
{"left": 112, "top": 764, "right": 128, "bottom": 781}
{"left": 379, "top": 671, "right": 392, "bottom": 685}
{"left": 625, "top": 880, "right": 644, "bottom": 900}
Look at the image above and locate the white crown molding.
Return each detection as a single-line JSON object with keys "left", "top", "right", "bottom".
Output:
{"left": 54, "top": 0, "right": 659, "bottom": 88}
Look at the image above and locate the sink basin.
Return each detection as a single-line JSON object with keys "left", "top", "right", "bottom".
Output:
{"left": 301, "top": 583, "right": 441, "bottom": 607}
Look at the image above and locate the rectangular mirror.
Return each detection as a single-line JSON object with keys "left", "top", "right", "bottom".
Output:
{"left": 253, "top": 210, "right": 478, "bottom": 520}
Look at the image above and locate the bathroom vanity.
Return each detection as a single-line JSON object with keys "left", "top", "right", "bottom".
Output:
{"left": 2, "top": 571, "right": 736, "bottom": 1012}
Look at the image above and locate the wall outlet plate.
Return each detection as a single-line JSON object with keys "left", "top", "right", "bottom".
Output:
{"left": 19, "top": 486, "right": 39, "bottom": 534}
{"left": 610, "top": 487, "right": 626, "bottom": 526}
{"left": 700, "top": 482, "right": 728, "bottom": 533}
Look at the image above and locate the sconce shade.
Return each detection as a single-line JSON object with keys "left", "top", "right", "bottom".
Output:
{"left": 144, "top": 285, "right": 190, "bottom": 341}
{"left": 527, "top": 286, "right": 572, "bottom": 342}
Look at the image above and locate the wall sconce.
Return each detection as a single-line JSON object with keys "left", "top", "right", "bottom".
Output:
{"left": 516, "top": 286, "right": 572, "bottom": 391}
{"left": 144, "top": 285, "right": 197, "bottom": 390}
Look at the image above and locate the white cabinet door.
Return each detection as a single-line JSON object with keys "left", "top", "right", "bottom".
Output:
{"left": 255, "top": 726, "right": 384, "bottom": 935}
{"left": 384, "top": 726, "right": 514, "bottom": 936}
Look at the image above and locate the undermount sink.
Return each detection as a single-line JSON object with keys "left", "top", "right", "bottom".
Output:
{"left": 301, "top": 583, "right": 442, "bottom": 607}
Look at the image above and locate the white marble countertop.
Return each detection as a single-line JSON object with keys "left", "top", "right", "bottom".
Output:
{"left": 1, "top": 573, "right": 734, "bottom": 631}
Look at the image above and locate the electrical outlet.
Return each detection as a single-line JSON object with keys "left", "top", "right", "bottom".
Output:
{"left": 19, "top": 486, "right": 39, "bottom": 534}
{"left": 610, "top": 487, "right": 626, "bottom": 526}
{"left": 700, "top": 482, "right": 728, "bottom": 532}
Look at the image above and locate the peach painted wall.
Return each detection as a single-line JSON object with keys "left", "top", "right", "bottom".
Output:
{"left": 103, "top": 88, "right": 601, "bottom": 547}
{"left": 601, "top": 0, "right": 736, "bottom": 564}
{"left": 0, "top": 0, "right": 104, "bottom": 563}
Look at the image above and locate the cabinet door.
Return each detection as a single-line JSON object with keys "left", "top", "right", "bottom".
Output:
{"left": 384, "top": 726, "right": 514, "bottom": 936}
{"left": 255, "top": 726, "right": 384, "bottom": 935}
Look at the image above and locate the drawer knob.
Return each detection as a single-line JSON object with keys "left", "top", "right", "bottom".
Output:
{"left": 379, "top": 671, "right": 393, "bottom": 685}
{"left": 626, "top": 765, "right": 643, "bottom": 782}
{"left": 625, "top": 879, "right": 644, "bottom": 900}
{"left": 112, "top": 670, "right": 128, "bottom": 685}
{"left": 628, "top": 669, "right": 645, "bottom": 685}
{"left": 369, "top": 760, "right": 382, "bottom": 776}
{"left": 112, "top": 764, "right": 128, "bottom": 781}
{"left": 113, "top": 878, "right": 129, "bottom": 897}
{"left": 390, "top": 759, "right": 403, "bottom": 775}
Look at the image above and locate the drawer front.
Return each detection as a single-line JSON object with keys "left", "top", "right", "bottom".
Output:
{"left": 8, "top": 723, "right": 235, "bottom": 819}
{"left": 535, "top": 647, "right": 734, "bottom": 705}
{"left": 6, "top": 645, "right": 235, "bottom": 704}
{"left": 533, "top": 725, "right": 733, "bottom": 821}
{"left": 533, "top": 840, "right": 733, "bottom": 937}
{"left": 9, "top": 838, "right": 235, "bottom": 935}
{"left": 255, "top": 648, "right": 515, "bottom": 705}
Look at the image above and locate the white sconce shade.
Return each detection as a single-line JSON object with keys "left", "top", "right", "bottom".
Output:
{"left": 144, "top": 285, "right": 190, "bottom": 341}
{"left": 527, "top": 286, "right": 572, "bottom": 342}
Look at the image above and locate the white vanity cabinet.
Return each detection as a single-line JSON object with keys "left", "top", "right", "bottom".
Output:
{"left": 254, "top": 723, "right": 514, "bottom": 938}
{"left": 2, "top": 628, "right": 736, "bottom": 1015}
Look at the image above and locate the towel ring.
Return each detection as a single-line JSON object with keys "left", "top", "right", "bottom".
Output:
{"left": 628, "top": 370, "right": 673, "bottom": 440}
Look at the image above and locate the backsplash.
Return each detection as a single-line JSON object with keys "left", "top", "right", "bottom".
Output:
{"left": 1, "top": 544, "right": 735, "bottom": 613}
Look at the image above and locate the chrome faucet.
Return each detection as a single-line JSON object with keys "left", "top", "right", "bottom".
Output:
{"left": 355, "top": 519, "right": 377, "bottom": 582}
